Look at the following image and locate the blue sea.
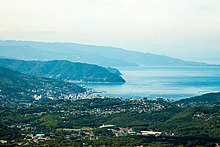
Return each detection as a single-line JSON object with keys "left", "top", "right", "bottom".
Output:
{"left": 85, "top": 66, "right": 220, "bottom": 100}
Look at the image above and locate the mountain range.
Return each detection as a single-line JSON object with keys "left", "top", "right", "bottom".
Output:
{"left": 0, "top": 40, "right": 209, "bottom": 67}
{"left": 0, "top": 58, "right": 125, "bottom": 83}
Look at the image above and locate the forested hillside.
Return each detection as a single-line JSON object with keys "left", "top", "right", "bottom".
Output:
{"left": 0, "top": 67, "right": 85, "bottom": 104}
{"left": 0, "top": 58, "right": 125, "bottom": 83}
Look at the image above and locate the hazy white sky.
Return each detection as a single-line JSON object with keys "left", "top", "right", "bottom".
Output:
{"left": 0, "top": 0, "right": 220, "bottom": 63}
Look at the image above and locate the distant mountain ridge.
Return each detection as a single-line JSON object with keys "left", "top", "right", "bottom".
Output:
{"left": 0, "top": 58, "right": 125, "bottom": 83}
{"left": 0, "top": 40, "right": 209, "bottom": 67}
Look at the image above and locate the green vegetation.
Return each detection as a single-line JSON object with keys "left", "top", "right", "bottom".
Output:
{"left": 0, "top": 97, "right": 220, "bottom": 146}
{"left": 1, "top": 62, "right": 220, "bottom": 146}
{"left": 0, "top": 67, "right": 85, "bottom": 103}
{"left": 176, "top": 92, "right": 220, "bottom": 106}
{"left": 0, "top": 58, "right": 125, "bottom": 83}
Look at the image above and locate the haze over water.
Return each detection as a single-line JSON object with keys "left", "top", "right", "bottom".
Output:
{"left": 86, "top": 66, "right": 220, "bottom": 99}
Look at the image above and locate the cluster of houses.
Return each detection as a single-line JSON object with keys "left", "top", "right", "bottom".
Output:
{"left": 1, "top": 123, "right": 175, "bottom": 146}
{"left": 32, "top": 88, "right": 106, "bottom": 101}
{"left": 24, "top": 134, "right": 51, "bottom": 142}
{"left": 98, "top": 124, "right": 172, "bottom": 137}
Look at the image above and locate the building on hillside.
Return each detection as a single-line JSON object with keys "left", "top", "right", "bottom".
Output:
{"left": 141, "top": 131, "right": 162, "bottom": 136}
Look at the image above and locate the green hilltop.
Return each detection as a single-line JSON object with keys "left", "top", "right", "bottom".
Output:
{"left": 176, "top": 92, "right": 220, "bottom": 106}
{"left": 0, "top": 58, "right": 125, "bottom": 83}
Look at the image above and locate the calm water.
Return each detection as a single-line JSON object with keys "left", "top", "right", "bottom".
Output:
{"left": 85, "top": 66, "right": 220, "bottom": 100}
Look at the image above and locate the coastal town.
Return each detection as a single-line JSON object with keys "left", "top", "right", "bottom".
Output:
{"left": 0, "top": 123, "right": 176, "bottom": 145}
{"left": 0, "top": 96, "right": 175, "bottom": 146}
{"left": 1, "top": 68, "right": 219, "bottom": 146}
{"left": 1, "top": 92, "right": 220, "bottom": 146}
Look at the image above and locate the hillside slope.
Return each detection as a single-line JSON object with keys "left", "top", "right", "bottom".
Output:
{"left": 0, "top": 67, "right": 85, "bottom": 104}
{"left": 176, "top": 92, "right": 220, "bottom": 106}
{"left": 0, "top": 59, "right": 125, "bottom": 83}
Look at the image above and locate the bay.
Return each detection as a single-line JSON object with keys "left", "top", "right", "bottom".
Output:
{"left": 85, "top": 66, "right": 220, "bottom": 100}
